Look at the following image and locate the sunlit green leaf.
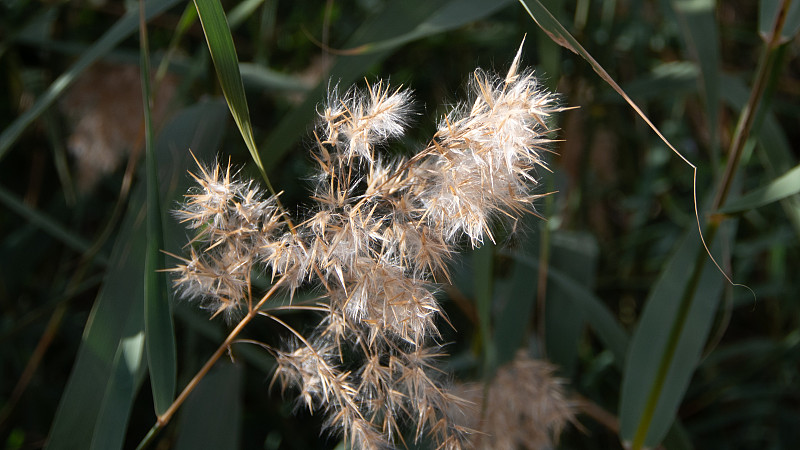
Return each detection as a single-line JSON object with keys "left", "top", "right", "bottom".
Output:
{"left": 193, "top": 0, "right": 271, "bottom": 189}
{"left": 89, "top": 332, "right": 145, "bottom": 450}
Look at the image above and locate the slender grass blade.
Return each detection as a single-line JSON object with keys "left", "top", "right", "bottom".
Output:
{"left": 192, "top": 0, "right": 269, "bottom": 186}
{"left": 140, "top": 4, "right": 176, "bottom": 417}
{"left": 719, "top": 163, "right": 800, "bottom": 214}
{"left": 619, "top": 226, "right": 729, "bottom": 449}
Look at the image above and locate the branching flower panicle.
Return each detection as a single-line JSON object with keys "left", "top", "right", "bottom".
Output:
{"left": 170, "top": 159, "right": 286, "bottom": 318}
{"left": 173, "top": 43, "right": 562, "bottom": 449}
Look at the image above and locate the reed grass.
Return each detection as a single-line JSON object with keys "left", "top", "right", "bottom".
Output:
{"left": 1, "top": 1, "right": 798, "bottom": 449}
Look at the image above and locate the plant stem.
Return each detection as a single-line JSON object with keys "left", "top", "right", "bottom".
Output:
{"left": 135, "top": 278, "right": 285, "bottom": 450}
{"left": 713, "top": 0, "right": 792, "bottom": 211}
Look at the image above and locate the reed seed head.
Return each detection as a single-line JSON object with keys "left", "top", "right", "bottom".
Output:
{"left": 172, "top": 41, "right": 562, "bottom": 448}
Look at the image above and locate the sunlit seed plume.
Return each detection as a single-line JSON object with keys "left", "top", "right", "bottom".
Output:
{"left": 172, "top": 39, "right": 562, "bottom": 449}
{"left": 171, "top": 158, "right": 285, "bottom": 319}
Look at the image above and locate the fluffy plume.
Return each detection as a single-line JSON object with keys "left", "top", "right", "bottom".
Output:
{"left": 455, "top": 352, "right": 575, "bottom": 449}
{"left": 172, "top": 43, "right": 562, "bottom": 449}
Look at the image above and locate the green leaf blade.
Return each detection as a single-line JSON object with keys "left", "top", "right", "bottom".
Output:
{"left": 719, "top": 73, "right": 800, "bottom": 235}
{"left": 89, "top": 332, "right": 146, "bottom": 450}
{"left": 45, "top": 196, "right": 149, "bottom": 450}
{"left": 141, "top": 6, "right": 176, "bottom": 416}
{"left": 0, "top": 185, "right": 101, "bottom": 262}
{"left": 720, "top": 163, "right": 800, "bottom": 214}
{"left": 673, "top": 0, "right": 721, "bottom": 160}
{"left": 193, "top": 0, "right": 267, "bottom": 184}
{"left": 619, "top": 226, "right": 729, "bottom": 449}
{"left": 759, "top": 0, "right": 800, "bottom": 41}
{"left": 510, "top": 250, "right": 629, "bottom": 368}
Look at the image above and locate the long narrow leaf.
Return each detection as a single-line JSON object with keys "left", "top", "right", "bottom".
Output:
{"left": 509, "top": 251, "right": 628, "bottom": 367}
{"left": 337, "top": 0, "right": 514, "bottom": 54}
{"left": 544, "top": 232, "right": 598, "bottom": 374}
{"left": 239, "top": 63, "right": 314, "bottom": 92}
{"left": 719, "top": 163, "right": 800, "bottom": 214}
{"left": 45, "top": 192, "right": 149, "bottom": 450}
{"left": 140, "top": 3, "right": 176, "bottom": 417}
{"left": 719, "top": 73, "right": 800, "bottom": 235}
{"left": 493, "top": 216, "right": 541, "bottom": 366}
{"left": 192, "top": 0, "right": 271, "bottom": 188}
{"left": 619, "top": 225, "right": 730, "bottom": 449}
{"left": 759, "top": 0, "right": 800, "bottom": 40}
{"left": 0, "top": 185, "right": 103, "bottom": 263}
{"left": 89, "top": 332, "right": 146, "bottom": 450}
{"left": 0, "top": 0, "right": 182, "bottom": 161}
{"left": 227, "top": 0, "right": 266, "bottom": 26}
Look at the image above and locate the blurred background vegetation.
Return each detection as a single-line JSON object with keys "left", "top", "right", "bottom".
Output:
{"left": 1, "top": 0, "right": 799, "bottom": 448}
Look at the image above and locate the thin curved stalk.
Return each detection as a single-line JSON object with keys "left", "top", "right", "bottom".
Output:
{"left": 713, "top": 0, "right": 794, "bottom": 211}
{"left": 135, "top": 277, "right": 285, "bottom": 450}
